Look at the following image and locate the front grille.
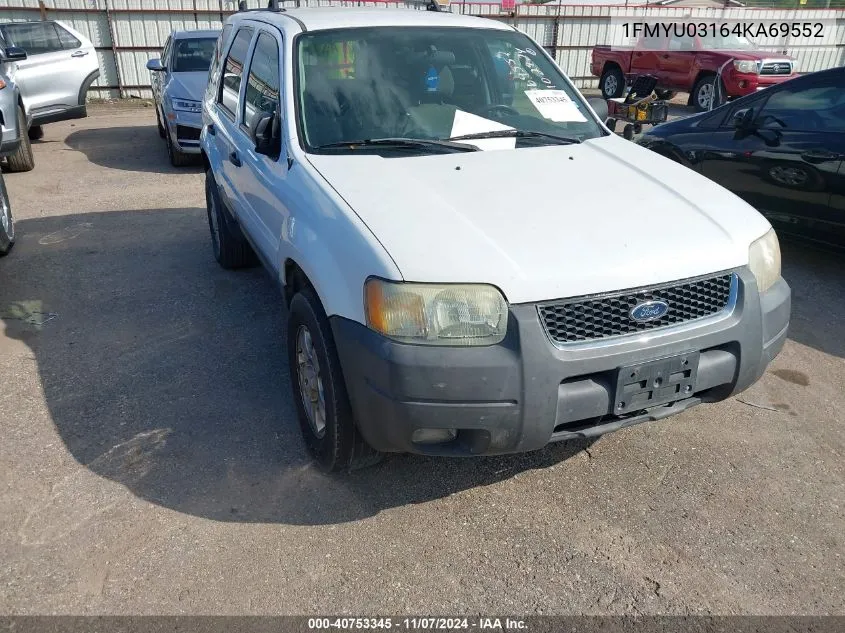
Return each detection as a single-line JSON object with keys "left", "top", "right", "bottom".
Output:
{"left": 538, "top": 274, "right": 734, "bottom": 344}
{"left": 760, "top": 62, "right": 792, "bottom": 75}
{"left": 176, "top": 124, "right": 201, "bottom": 141}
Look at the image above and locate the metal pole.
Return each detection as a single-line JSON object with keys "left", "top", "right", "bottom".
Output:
{"left": 104, "top": 0, "right": 125, "bottom": 99}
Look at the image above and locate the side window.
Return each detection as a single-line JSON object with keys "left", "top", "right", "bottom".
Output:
{"left": 242, "top": 31, "right": 280, "bottom": 132}
{"left": 668, "top": 35, "right": 694, "bottom": 51}
{"left": 2, "top": 22, "right": 63, "bottom": 55}
{"left": 715, "top": 92, "right": 769, "bottom": 129}
{"left": 756, "top": 78, "right": 845, "bottom": 132}
{"left": 218, "top": 27, "right": 253, "bottom": 119}
{"left": 205, "top": 25, "right": 232, "bottom": 103}
{"left": 55, "top": 23, "right": 81, "bottom": 50}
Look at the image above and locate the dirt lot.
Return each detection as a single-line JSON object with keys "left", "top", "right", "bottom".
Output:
{"left": 0, "top": 105, "right": 843, "bottom": 615}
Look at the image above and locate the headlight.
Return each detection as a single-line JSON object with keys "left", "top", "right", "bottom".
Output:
{"left": 170, "top": 98, "right": 202, "bottom": 113}
{"left": 748, "top": 228, "right": 781, "bottom": 293}
{"left": 733, "top": 60, "right": 758, "bottom": 74}
{"left": 364, "top": 279, "right": 508, "bottom": 346}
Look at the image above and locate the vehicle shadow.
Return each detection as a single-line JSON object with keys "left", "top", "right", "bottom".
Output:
{"left": 64, "top": 125, "right": 204, "bottom": 173}
{"left": 779, "top": 238, "right": 845, "bottom": 359}
{"left": 1, "top": 208, "right": 594, "bottom": 527}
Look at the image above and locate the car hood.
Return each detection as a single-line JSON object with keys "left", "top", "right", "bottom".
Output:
{"left": 306, "top": 135, "right": 771, "bottom": 304}
{"left": 165, "top": 71, "right": 208, "bottom": 101}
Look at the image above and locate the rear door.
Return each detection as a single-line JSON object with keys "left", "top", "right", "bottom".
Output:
{"left": 700, "top": 71, "right": 844, "bottom": 243}
{"left": 631, "top": 35, "right": 665, "bottom": 81}
{"left": 207, "top": 26, "right": 259, "bottom": 234}
{"left": 0, "top": 21, "right": 97, "bottom": 119}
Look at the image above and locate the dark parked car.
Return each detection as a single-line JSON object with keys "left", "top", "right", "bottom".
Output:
{"left": 638, "top": 66, "right": 845, "bottom": 247}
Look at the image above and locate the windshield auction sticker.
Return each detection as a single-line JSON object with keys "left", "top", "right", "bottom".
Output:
{"left": 524, "top": 90, "right": 587, "bottom": 123}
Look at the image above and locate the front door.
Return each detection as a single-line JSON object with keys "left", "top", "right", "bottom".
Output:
{"left": 233, "top": 28, "right": 288, "bottom": 268}
{"left": 699, "top": 72, "right": 845, "bottom": 244}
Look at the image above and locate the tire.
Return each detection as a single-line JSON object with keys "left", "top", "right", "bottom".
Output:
{"left": 6, "top": 106, "right": 35, "bottom": 173}
{"left": 623, "top": 124, "right": 635, "bottom": 140}
{"left": 600, "top": 66, "right": 625, "bottom": 99}
{"left": 165, "top": 121, "right": 192, "bottom": 167}
{"left": 288, "top": 287, "right": 382, "bottom": 472}
{"left": 28, "top": 125, "right": 44, "bottom": 141}
{"left": 692, "top": 75, "right": 724, "bottom": 112}
{"left": 155, "top": 107, "right": 166, "bottom": 139}
{"left": 0, "top": 173, "right": 14, "bottom": 256}
{"left": 204, "top": 169, "right": 256, "bottom": 269}
{"left": 654, "top": 89, "right": 676, "bottom": 101}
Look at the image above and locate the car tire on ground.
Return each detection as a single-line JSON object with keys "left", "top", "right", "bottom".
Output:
{"left": 691, "top": 75, "right": 724, "bottom": 112}
{"left": 165, "top": 122, "right": 192, "bottom": 167}
{"left": 6, "top": 106, "right": 35, "bottom": 173}
{"left": 28, "top": 125, "right": 44, "bottom": 141}
{"left": 287, "top": 287, "right": 382, "bottom": 472}
{"left": 654, "top": 89, "right": 676, "bottom": 101}
{"left": 600, "top": 66, "right": 625, "bottom": 99}
{"left": 0, "top": 173, "right": 15, "bottom": 256}
{"left": 155, "top": 108, "right": 166, "bottom": 139}
{"left": 204, "top": 169, "right": 256, "bottom": 269}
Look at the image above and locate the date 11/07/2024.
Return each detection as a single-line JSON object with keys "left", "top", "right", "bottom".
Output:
{"left": 624, "top": 21, "right": 825, "bottom": 39}
{"left": 308, "top": 618, "right": 527, "bottom": 630}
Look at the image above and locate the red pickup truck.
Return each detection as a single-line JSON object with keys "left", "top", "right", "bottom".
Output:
{"left": 591, "top": 33, "right": 797, "bottom": 111}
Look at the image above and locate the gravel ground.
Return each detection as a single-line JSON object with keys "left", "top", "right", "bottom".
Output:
{"left": 0, "top": 106, "right": 843, "bottom": 616}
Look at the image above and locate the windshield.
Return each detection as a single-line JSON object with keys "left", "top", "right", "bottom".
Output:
{"left": 295, "top": 27, "right": 602, "bottom": 152}
{"left": 173, "top": 37, "right": 217, "bottom": 73}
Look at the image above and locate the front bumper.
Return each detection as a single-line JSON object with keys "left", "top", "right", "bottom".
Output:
{"left": 331, "top": 268, "right": 790, "bottom": 456}
{"left": 726, "top": 72, "right": 797, "bottom": 97}
{"left": 166, "top": 109, "right": 202, "bottom": 154}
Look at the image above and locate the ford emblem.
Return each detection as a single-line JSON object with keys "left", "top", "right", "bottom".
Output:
{"left": 630, "top": 300, "right": 669, "bottom": 323}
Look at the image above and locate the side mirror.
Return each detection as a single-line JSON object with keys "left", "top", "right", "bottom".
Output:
{"left": 4, "top": 46, "right": 27, "bottom": 62}
{"left": 732, "top": 108, "right": 754, "bottom": 130}
{"left": 146, "top": 58, "right": 164, "bottom": 72}
{"left": 587, "top": 97, "right": 608, "bottom": 122}
{"left": 251, "top": 110, "right": 281, "bottom": 158}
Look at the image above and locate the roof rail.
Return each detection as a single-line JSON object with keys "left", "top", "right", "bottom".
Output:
{"left": 237, "top": 0, "right": 284, "bottom": 12}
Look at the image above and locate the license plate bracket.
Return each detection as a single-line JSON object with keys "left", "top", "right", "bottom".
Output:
{"left": 614, "top": 351, "right": 700, "bottom": 415}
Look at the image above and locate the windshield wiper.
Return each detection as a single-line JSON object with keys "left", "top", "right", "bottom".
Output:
{"left": 313, "top": 137, "right": 479, "bottom": 152}
{"left": 447, "top": 130, "right": 582, "bottom": 145}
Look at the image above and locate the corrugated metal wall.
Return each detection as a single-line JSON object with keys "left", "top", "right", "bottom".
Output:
{"left": 0, "top": 0, "right": 842, "bottom": 97}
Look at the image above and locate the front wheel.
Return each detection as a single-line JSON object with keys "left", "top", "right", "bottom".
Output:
{"left": 288, "top": 288, "right": 382, "bottom": 472}
{"left": 165, "top": 122, "right": 192, "bottom": 167}
{"left": 204, "top": 169, "right": 256, "bottom": 269}
{"left": 692, "top": 76, "right": 724, "bottom": 112}
{"left": 0, "top": 174, "right": 15, "bottom": 256}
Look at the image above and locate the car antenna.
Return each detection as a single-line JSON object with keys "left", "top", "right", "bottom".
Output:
{"left": 268, "top": 0, "right": 280, "bottom": 9}
{"left": 238, "top": 1, "right": 247, "bottom": 10}
{"left": 426, "top": 0, "right": 442, "bottom": 11}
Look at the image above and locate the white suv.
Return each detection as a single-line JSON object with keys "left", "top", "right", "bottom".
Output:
{"left": 200, "top": 6, "right": 790, "bottom": 471}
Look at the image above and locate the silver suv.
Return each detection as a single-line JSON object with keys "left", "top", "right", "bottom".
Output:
{"left": 0, "top": 20, "right": 100, "bottom": 172}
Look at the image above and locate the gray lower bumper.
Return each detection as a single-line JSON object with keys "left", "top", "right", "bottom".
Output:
{"left": 331, "top": 268, "right": 790, "bottom": 456}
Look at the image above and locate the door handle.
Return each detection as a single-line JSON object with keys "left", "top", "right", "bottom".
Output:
{"left": 801, "top": 150, "right": 839, "bottom": 163}
{"left": 661, "top": 54, "right": 670, "bottom": 59}
{"left": 635, "top": 52, "right": 643, "bottom": 56}
{"left": 229, "top": 151, "right": 241, "bottom": 167}
{"left": 207, "top": 124, "right": 216, "bottom": 136}
{"left": 71, "top": 50, "right": 89, "bottom": 58}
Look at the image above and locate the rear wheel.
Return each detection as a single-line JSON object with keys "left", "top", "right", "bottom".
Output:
{"left": 0, "top": 173, "right": 15, "bottom": 256}
{"left": 204, "top": 169, "right": 256, "bottom": 269}
{"left": 600, "top": 66, "right": 625, "bottom": 99}
{"left": 288, "top": 287, "right": 382, "bottom": 472}
{"left": 6, "top": 106, "right": 35, "bottom": 173}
